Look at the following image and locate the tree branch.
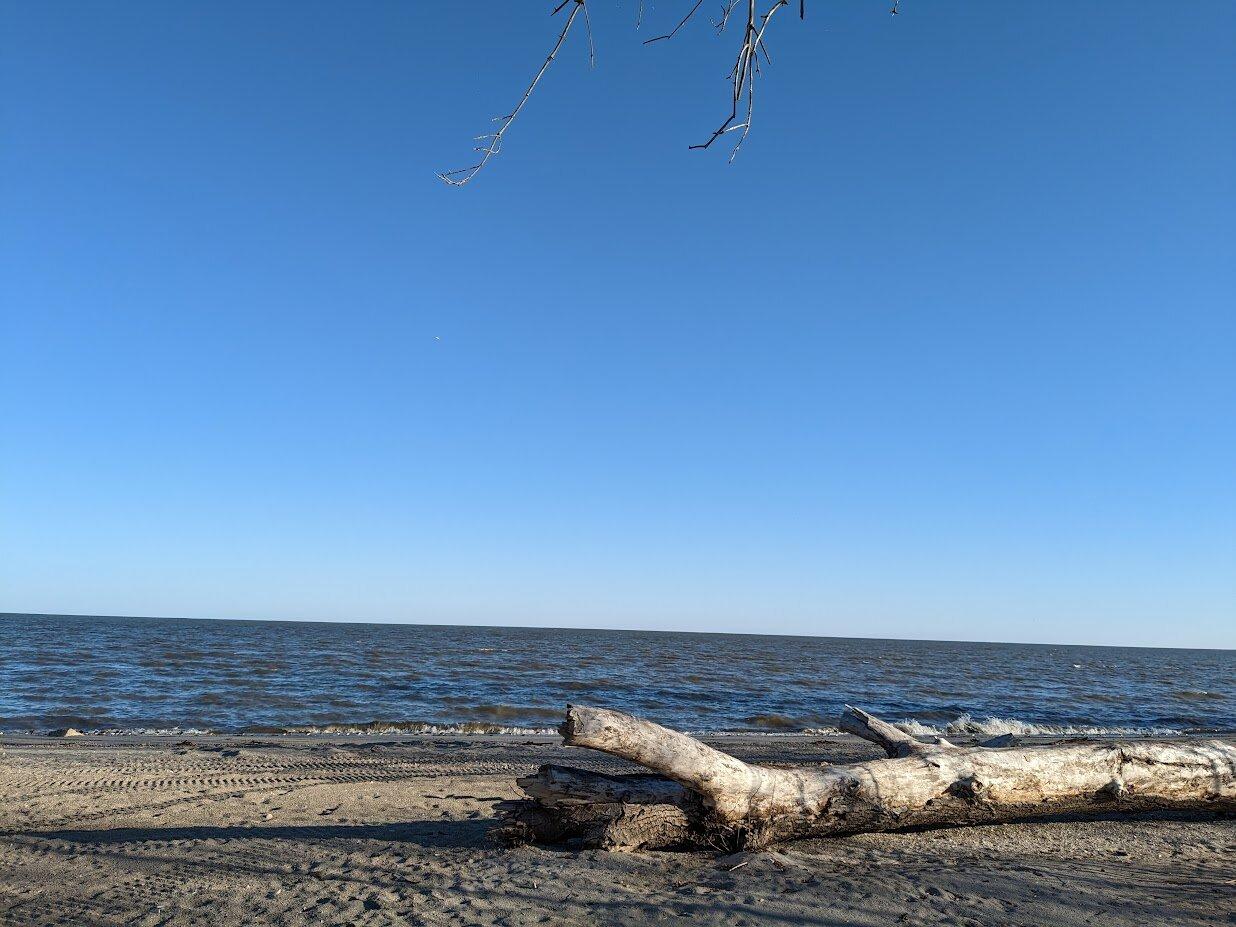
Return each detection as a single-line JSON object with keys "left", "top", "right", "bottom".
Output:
{"left": 438, "top": 1, "right": 588, "bottom": 187}
{"left": 442, "top": 1, "right": 908, "bottom": 183}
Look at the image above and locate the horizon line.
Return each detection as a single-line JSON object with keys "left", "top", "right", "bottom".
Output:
{"left": 2, "top": 611, "right": 1232, "bottom": 654}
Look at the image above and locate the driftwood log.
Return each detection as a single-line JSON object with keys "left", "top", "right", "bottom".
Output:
{"left": 497, "top": 706, "right": 1236, "bottom": 851}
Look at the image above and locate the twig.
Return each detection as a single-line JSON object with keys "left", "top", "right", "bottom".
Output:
{"left": 643, "top": 0, "right": 706, "bottom": 44}
{"left": 581, "top": 0, "right": 597, "bottom": 68}
{"left": 689, "top": 0, "right": 789, "bottom": 161}
{"left": 438, "top": 1, "right": 587, "bottom": 186}
{"left": 441, "top": 0, "right": 906, "bottom": 184}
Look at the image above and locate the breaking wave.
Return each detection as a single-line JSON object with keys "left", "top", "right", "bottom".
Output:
{"left": 12, "top": 727, "right": 217, "bottom": 737}
{"left": 894, "top": 713, "right": 1182, "bottom": 738}
{"left": 255, "top": 720, "right": 558, "bottom": 736}
{"left": 5, "top": 713, "right": 1195, "bottom": 738}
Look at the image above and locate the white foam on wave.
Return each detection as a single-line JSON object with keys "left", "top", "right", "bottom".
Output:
{"left": 277, "top": 721, "right": 558, "bottom": 736}
{"left": 895, "top": 713, "right": 1182, "bottom": 738}
{"left": 680, "top": 728, "right": 844, "bottom": 737}
{"left": 4, "top": 722, "right": 556, "bottom": 737}
{"left": 8, "top": 726, "right": 217, "bottom": 737}
{"left": 4, "top": 715, "right": 1192, "bottom": 739}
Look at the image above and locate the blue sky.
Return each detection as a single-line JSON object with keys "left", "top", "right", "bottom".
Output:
{"left": 1, "top": 1, "right": 1232, "bottom": 648}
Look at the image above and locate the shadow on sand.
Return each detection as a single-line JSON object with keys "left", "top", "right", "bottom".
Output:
{"left": 15, "top": 818, "right": 492, "bottom": 851}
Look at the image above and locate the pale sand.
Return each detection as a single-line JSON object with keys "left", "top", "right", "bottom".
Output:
{"left": 1, "top": 734, "right": 1233, "bottom": 926}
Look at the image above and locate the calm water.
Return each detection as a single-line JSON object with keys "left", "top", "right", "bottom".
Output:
{"left": 0, "top": 613, "right": 1231, "bottom": 735}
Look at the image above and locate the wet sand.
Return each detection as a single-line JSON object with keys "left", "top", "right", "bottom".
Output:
{"left": 1, "top": 733, "right": 1232, "bottom": 926}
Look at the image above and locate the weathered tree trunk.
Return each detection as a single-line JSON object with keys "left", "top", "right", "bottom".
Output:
{"left": 497, "top": 705, "right": 1236, "bottom": 851}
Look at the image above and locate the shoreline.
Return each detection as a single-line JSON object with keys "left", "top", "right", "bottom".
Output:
{"left": 5, "top": 716, "right": 1220, "bottom": 740}
{"left": 7, "top": 729, "right": 1236, "bottom": 745}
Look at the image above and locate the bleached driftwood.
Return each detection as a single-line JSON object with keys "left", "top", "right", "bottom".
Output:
{"left": 498, "top": 705, "right": 1236, "bottom": 851}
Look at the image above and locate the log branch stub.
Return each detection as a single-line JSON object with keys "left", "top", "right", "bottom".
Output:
{"left": 561, "top": 705, "right": 825, "bottom": 821}
{"left": 516, "top": 764, "right": 692, "bottom": 808}
{"left": 840, "top": 705, "right": 932, "bottom": 757}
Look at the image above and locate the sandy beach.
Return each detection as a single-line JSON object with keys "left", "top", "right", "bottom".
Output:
{"left": 1, "top": 732, "right": 1232, "bottom": 927}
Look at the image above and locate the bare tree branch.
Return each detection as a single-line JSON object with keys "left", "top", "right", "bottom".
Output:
{"left": 689, "top": 0, "right": 789, "bottom": 161}
{"left": 441, "top": 1, "right": 905, "bottom": 184}
{"left": 643, "top": 0, "right": 706, "bottom": 45}
{"left": 438, "top": 1, "right": 588, "bottom": 187}
{"left": 580, "top": 0, "right": 597, "bottom": 69}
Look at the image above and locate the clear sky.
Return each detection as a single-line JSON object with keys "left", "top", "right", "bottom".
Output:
{"left": 1, "top": 1, "right": 1233, "bottom": 648}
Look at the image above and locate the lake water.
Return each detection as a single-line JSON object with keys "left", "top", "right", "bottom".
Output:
{"left": 1, "top": 613, "right": 1231, "bottom": 735}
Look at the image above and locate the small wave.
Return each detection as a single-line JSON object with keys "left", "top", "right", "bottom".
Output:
{"left": 742, "top": 714, "right": 805, "bottom": 731}
{"left": 689, "top": 728, "right": 843, "bottom": 737}
{"left": 5, "top": 726, "right": 217, "bottom": 737}
{"left": 266, "top": 720, "right": 557, "bottom": 736}
{"left": 466, "top": 704, "right": 561, "bottom": 722}
{"left": 895, "top": 713, "right": 1182, "bottom": 738}
{"left": 1171, "top": 690, "right": 1226, "bottom": 702}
